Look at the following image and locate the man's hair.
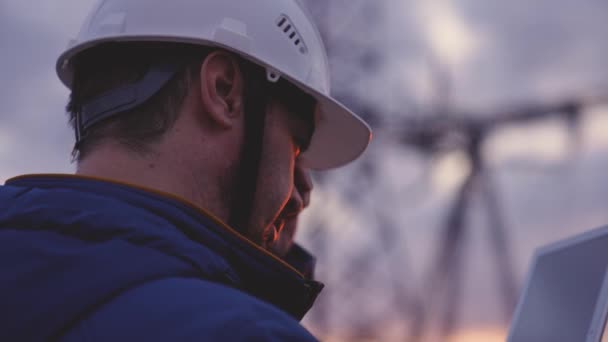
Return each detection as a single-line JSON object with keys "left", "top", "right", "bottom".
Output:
{"left": 66, "top": 43, "right": 209, "bottom": 161}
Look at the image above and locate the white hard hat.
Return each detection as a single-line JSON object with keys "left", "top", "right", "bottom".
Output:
{"left": 56, "top": 0, "right": 371, "bottom": 170}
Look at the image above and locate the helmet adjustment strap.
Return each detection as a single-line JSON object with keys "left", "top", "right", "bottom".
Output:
{"left": 75, "top": 62, "right": 182, "bottom": 147}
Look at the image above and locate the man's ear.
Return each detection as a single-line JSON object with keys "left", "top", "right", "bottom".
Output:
{"left": 199, "top": 51, "right": 244, "bottom": 128}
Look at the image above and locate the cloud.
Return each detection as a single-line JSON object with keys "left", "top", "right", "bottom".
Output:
{"left": 0, "top": 1, "right": 97, "bottom": 180}
{"left": 419, "top": 0, "right": 482, "bottom": 68}
{"left": 454, "top": 0, "right": 608, "bottom": 109}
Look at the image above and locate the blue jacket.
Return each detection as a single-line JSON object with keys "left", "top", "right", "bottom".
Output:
{"left": 0, "top": 175, "right": 323, "bottom": 341}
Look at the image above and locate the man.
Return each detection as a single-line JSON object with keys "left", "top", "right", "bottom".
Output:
{"left": 0, "top": 0, "right": 371, "bottom": 341}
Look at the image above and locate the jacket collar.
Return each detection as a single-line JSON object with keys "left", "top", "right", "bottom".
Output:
{"left": 5, "top": 174, "right": 323, "bottom": 319}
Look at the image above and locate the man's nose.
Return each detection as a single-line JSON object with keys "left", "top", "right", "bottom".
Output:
{"left": 284, "top": 186, "right": 304, "bottom": 216}
{"left": 283, "top": 165, "right": 312, "bottom": 216}
{"left": 294, "top": 164, "right": 312, "bottom": 209}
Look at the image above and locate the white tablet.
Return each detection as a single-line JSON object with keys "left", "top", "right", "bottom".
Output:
{"left": 588, "top": 269, "right": 608, "bottom": 342}
{"left": 508, "top": 225, "right": 608, "bottom": 342}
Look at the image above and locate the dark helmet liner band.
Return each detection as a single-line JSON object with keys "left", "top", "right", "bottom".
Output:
{"left": 75, "top": 62, "right": 182, "bottom": 145}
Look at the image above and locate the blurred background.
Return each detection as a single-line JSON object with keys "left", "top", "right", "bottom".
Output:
{"left": 2, "top": 0, "right": 608, "bottom": 341}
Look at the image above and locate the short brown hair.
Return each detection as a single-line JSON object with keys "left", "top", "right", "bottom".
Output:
{"left": 66, "top": 43, "right": 209, "bottom": 161}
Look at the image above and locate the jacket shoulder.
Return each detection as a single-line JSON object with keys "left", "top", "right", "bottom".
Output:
{"left": 61, "top": 277, "right": 318, "bottom": 342}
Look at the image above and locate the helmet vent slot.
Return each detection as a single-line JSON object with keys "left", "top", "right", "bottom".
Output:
{"left": 276, "top": 15, "right": 308, "bottom": 54}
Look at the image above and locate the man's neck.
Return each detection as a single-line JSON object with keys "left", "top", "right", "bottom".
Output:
{"left": 76, "top": 142, "right": 230, "bottom": 224}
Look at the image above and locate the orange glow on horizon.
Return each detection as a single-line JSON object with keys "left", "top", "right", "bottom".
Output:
{"left": 448, "top": 327, "right": 506, "bottom": 342}
{"left": 309, "top": 325, "right": 507, "bottom": 342}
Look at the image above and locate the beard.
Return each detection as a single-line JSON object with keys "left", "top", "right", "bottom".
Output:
{"left": 217, "top": 158, "right": 241, "bottom": 229}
